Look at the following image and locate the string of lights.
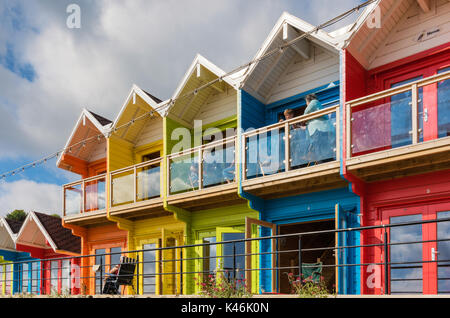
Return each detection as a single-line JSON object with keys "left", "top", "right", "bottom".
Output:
{"left": 0, "top": 0, "right": 376, "bottom": 180}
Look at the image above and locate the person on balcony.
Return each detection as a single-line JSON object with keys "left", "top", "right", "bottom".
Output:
{"left": 303, "top": 94, "right": 334, "bottom": 164}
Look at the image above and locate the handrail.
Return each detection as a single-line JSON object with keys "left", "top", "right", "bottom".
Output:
{"left": 346, "top": 70, "right": 450, "bottom": 159}
{"left": 63, "top": 173, "right": 107, "bottom": 189}
{"left": 242, "top": 104, "right": 338, "bottom": 138}
{"left": 347, "top": 70, "right": 450, "bottom": 107}
{"left": 167, "top": 135, "right": 237, "bottom": 160}
{"left": 167, "top": 136, "right": 237, "bottom": 195}
{"left": 110, "top": 157, "right": 162, "bottom": 176}
{"left": 63, "top": 174, "right": 107, "bottom": 217}
{"left": 243, "top": 105, "right": 339, "bottom": 180}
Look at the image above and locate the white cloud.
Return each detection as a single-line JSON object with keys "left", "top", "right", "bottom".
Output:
{"left": 0, "top": 179, "right": 61, "bottom": 217}
{"left": 0, "top": 0, "right": 362, "bottom": 161}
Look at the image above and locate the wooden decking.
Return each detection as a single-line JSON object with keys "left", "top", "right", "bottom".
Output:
{"left": 167, "top": 182, "right": 246, "bottom": 211}
{"left": 347, "top": 136, "right": 450, "bottom": 182}
{"left": 242, "top": 161, "right": 345, "bottom": 199}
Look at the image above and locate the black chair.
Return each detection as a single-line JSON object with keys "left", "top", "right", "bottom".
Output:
{"left": 102, "top": 256, "right": 138, "bottom": 295}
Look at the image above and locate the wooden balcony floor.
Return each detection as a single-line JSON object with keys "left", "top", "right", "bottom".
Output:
{"left": 242, "top": 161, "right": 345, "bottom": 199}
{"left": 347, "top": 137, "right": 450, "bottom": 182}
{"left": 167, "top": 183, "right": 247, "bottom": 211}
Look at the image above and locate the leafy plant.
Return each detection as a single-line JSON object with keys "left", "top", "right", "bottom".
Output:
{"left": 195, "top": 270, "right": 252, "bottom": 298}
{"left": 286, "top": 273, "right": 334, "bottom": 298}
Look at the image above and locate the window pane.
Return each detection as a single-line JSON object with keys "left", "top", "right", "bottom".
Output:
{"left": 390, "top": 214, "right": 423, "bottom": 294}
{"left": 61, "top": 260, "right": 71, "bottom": 293}
{"left": 143, "top": 243, "right": 157, "bottom": 294}
{"left": 31, "top": 262, "right": 40, "bottom": 294}
{"left": 438, "top": 67, "right": 450, "bottom": 138}
{"left": 22, "top": 263, "right": 29, "bottom": 293}
{"left": 437, "top": 211, "right": 450, "bottom": 294}
{"left": 95, "top": 249, "right": 106, "bottom": 294}
{"left": 50, "top": 261, "right": 59, "bottom": 293}
{"left": 222, "top": 233, "right": 245, "bottom": 285}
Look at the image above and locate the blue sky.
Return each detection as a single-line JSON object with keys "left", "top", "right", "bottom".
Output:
{"left": 0, "top": 0, "right": 364, "bottom": 216}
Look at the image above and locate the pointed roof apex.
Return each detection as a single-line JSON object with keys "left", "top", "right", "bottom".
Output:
{"left": 16, "top": 211, "right": 81, "bottom": 255}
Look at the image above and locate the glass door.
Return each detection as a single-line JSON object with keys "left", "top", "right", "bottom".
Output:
{"left": 427, "top": 202, "right": 450, "bottom": 294}
{"left": 216, "top": 227, "right": 245, "bottom": 285}
{"left": 383, "top": 203, "right": 450, "bottom": 294}
{"left": 140, "top": 240, "right": 160, "bottom": 295}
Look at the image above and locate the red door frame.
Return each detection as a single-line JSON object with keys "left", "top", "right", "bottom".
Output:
{"left": 381, "top": 202, "right": 450, "bottom": 294}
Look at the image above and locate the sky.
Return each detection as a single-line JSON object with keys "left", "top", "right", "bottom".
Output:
{"left": 0, "top": 0, "right": 364, "bottom": 217}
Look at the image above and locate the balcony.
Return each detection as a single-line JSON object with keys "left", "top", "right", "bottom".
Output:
{"left": 242, "top": 105, "right": 344, "bottom": 198}
{"left": 167, "top": 136, "right": 245, "bottom": 210}
{"left": 63, "top": 174, "right": 107, "bottom": 224}
{"left": 109, "top": 158, "right": 166, "bottom": 219}
{"left": 346, "top": 71, "right": 450, "bottom": 182}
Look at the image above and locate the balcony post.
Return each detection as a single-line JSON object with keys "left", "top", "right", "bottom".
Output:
{"left": 62, "top": 186, "right": 66, "bottom": 217}
{"left": 411, "top": 84, "right": 419, "bottom": 144}
{"left": 198, "top": 148, "right": 203, "bottom": 190}
{"left": 284, "top": 122, "right": 290, "bottom": 172}
{"left": 335, "top": 107, "right": 340, "bottom": 161}
{"left": 346, "top": 103, "right": 352, "bottom": 159}
{"left": 110, "top": 172, "right": 113, "bottom": 208}
{"left": 242, "top": 135, "right": 247, "bottom": 181}
{"left": 81, "top": 180, "right": 85, "bottom": 214}
{"left": 133, "top": 166, "right": 137, "bottom": 203}
{"left": 167, "top": 156, "right": 171, "bottom": 196}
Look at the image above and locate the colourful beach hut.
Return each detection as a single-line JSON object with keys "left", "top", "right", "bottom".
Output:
{"left": 14, "top": 212, "right": 81, "bottom": 295}
{"left": 342, "top": 0, "right": 450, "bottom": 295}
{"left": 58, "top": 108, "right": 128, "bottom": 295}
{"left": 237, "top": 12, "right": 360, "bottom": 294}
{"left": 0, "top": 218, "right": 39, "bottom": 295}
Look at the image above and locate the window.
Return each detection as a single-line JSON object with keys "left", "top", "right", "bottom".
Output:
{"left": 31, "top": 262, "right": 39, "bottom": 294}
{"left": 143, "top": 243, "right": 157, "bottom": 294}
{"left": 142, "top": 152, "right": 160, "bottom": 162}
{"left": 95, "top": 249, "right": 106, "bottom": 294}
{"left": 61, "top": 259, "right": 71, "bottom": 293}
{"left": 50, "top": 261, "right": 59, "bottom": 294}
{"left": 438, "top": 67, "right": 450, "bottom": 138}
{"left": 22, "top": 263, "right": 29, "bottom": 293}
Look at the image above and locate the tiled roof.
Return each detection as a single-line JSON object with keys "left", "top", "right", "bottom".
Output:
{"left": 5, "top": 218, "right": 23, "bottom": 234}
{"left": 33, "top": 212, "right": 81, "bottom": 254}
{"left": 87, "top": 110, "right": 113, "bottom": 127}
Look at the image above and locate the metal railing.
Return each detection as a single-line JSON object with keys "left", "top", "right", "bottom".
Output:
{"left": 167, "top": 136, "right": 237, "bottom": 196}
{"left": 242, "top": 105, "right": 339, "bottom": 181}
{"left": 346, "top": 70, "right": 450, "bottom": 159}
{"left": 1, "top": 217, "right": 449, "bottom": 296}
{"left": 110, "top": 157, "right": 162, "bottom": 207}
{"left": 63, "top": 174, "right": 106, "bottom": 216}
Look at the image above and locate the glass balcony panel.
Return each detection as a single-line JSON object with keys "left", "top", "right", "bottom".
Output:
{"left": 246, "top": 128, "right": 285, "bottom": 179}
{"left": 438, "top": 69, "right": 450, "bottom": 139}
{"left": 137, "top": 163, "right": 161, "bottom": 201}
{"left": 290, "top": 112, "right": 336, "bottom": 169}
{"left": 203, "top": 142, "right": 236, "bottom": 188}
{"left": 84, "top": 177, "right": 106, "bottom": 212}
{"left": 111, "top": 170, "right": 134, "bottom": 206}
{"left": 352, "top": 93, "right": 413, "bottom": 156}
{"left": 169, "top": 153, "right": 199, "bottom": 194}
{"left": 64, "top": 183, "right": 82, "bottom": 215}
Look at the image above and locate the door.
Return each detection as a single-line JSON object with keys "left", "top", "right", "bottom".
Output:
{"left": 139, "top": 239, "right": 160, "bottom": 295}
{"left": 382, "top": 203, "right": 450, "bottom": 294}
{"left": 92, "top": 243, "right": 124, "bottom": 294}
{"left": 245, "top": 218, "right": 277, "bottom": 293}
{"left": 216, "top": 227, "right": 246, "bottom": 285}
{"left": 428, "top": 202, "right": 450, "bottom": 294}
{"left": 195, "top": 230, "right": 217, "bottom": 294}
